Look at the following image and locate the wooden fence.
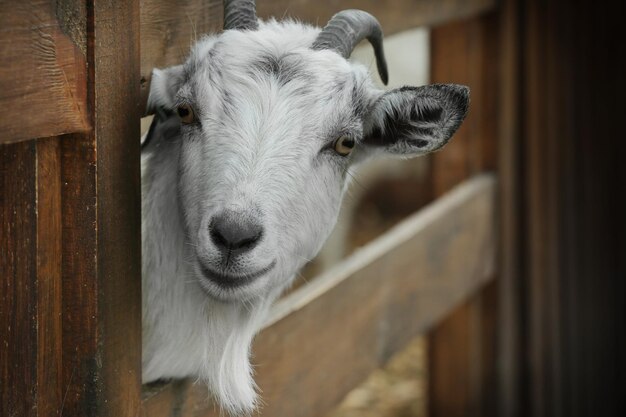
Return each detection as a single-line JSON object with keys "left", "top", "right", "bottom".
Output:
{"left": 0, "top": 1, "right": 495, "bottom": 416}
{"left": 4, "top": 0, "right": 621, "bottom": 416}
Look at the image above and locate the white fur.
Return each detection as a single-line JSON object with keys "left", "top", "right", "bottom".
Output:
{"left": 142, "top": 18, "right": 465, "bottom": 415}
{"left": 142, "top": 20, "right": 378, "bottom": 415}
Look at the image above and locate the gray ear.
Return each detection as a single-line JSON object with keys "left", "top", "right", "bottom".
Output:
{"left": 363, "top": 84, "right": 469, "bottom": 155}
{"left": 146, "top": 65, "right": 185, "bottom": 113}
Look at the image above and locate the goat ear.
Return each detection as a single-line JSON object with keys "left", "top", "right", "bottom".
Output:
{"left": 363, "top": 84, "right": 469, "bottom": 156}
{"left": 146, "top": 65, "right": 185, "bottom": 113}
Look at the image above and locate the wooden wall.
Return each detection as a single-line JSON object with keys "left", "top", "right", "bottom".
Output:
{"left": 0, "top": 2, "right": 142, "bottom": 417}
{"left": 497, "top": 0, "right": 625, "bottom": 416}
{"left": 427, "top": 1, "right": 626, "bottom": 416}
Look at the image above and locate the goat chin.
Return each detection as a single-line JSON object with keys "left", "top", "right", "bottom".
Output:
{"left": 144, "top": 296, "right": 276, "bottom": 414}
{"left": 141, "top": 146, "right": 279, "bottom": 415}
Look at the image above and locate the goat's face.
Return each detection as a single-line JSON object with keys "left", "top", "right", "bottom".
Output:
{"left": 148, "top": 22, "right": 469, "bottom": 302}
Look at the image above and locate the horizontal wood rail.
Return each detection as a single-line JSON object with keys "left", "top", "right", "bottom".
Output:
{"left": 142, "top": 174, "right": 497, "bottom": 417}
{"left": 0, "top": 1, "right": 90, "bottom": 144}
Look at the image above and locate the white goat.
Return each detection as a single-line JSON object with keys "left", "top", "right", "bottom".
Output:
{"left": 141, "top": 1, "right": 469, "bottom": 414}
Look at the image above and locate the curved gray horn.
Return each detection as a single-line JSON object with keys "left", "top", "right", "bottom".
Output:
{"left": 224, "top": 0, "right": 258, "bottom": 31}
{"left": 312, "top": 9, "right": 388, "bottom": 85}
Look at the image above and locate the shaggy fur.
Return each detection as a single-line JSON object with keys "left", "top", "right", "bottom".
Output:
{"left": 142, "top": 18, "right": 469, "bottom": 415}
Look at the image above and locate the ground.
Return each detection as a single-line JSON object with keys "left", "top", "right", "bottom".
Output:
{"left": 328, "top": 337, "right": 427, "bottom": 417}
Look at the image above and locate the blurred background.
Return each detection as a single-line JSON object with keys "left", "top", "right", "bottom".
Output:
{"left": 2, "top": 0, "right": 624, "bottom": 416}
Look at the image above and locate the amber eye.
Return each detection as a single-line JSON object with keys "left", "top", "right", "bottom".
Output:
{"left": 334, "top": 135, "right": 355, "bottom": 156}
{"left": 177, "top": 103, "right": 195, "bottom": 124}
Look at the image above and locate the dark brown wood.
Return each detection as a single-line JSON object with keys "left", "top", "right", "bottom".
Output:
{"left": 514, "top": 1, "right": 625, "bottom": 416}
{"left": 496, "top": 0, "right": 523, "bottom": 415}
{"left": 92, "top": 0, "right": 143, "bottom": 413}
{"left": 0, "top": 137, "right": 65, "bottom": 417}
{"left": 36, "top": 137, "right": 64, "bottom": 416}
{"left": 59, "top": 133, "right": 98, "bottom": 417}
{"left": 492, "top": 1, "right": 626, "bottom": 416}
{"left": 141, "top": 175, "right": 497, "bottom": 417}
{"left": 427, "top": 12, "right": 499, "bottom": 417}
{"left": 139, "top": 0, "right": 497, "bottom": 111}
{"left": 524, "top": 2, "right": 559, "bottom": 413}
{"left": 429, "top": 15, "right": 498, "bottom": 193}
{"left": 428, "top": 280, "right": 498, "bottom": 417}
{"left": 57, "top": 2, "right": 142, "bottom": 415}
{"left": 429, "top": 301, "right": 476, "bottom": 416}
{"left": 0, "top": 141, "right": 38, "bottom": 417}
{"left": 1, "top": 2, "right": 142, "bottom": 416}
{"left": 0, "top": 1, "right": 90, "bottom": 144}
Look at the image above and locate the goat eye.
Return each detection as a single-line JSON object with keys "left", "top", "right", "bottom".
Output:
{"left": 176, "top": 104, "right": 195, "bottom": 124}
{"left": 334, "top": 135, "right": 355, "bottom": 156}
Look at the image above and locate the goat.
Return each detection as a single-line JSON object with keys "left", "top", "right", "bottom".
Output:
{"left": 141, "top": 0, "right": 469, "bottom": 414}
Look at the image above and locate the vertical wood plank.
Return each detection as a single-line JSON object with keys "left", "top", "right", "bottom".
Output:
{"left": 1, "top": 1, "right": 141, "bottom": 416}
{"left": 58, "top": 0, "right": 142, "bottom": 415}
{"left": 518, "top": 1, "right": 625, "bottom": 416}
{"left": 428, "top": 19, "right": 476, "bottom": 417}
{"left": 494, "top": 1, "right": 625, "bottom": 415}
{"left": 36, "top": 137, "right": 64, "bottom": 416}
{"left": 1, "top": 138, "right": 65, "bottom": 417}
{"left": 60, "top": 134, "right": 99, "bottom": 417}
{"left": 427, "top": 12, "right": 499, "bottom": 417}
{"left": 0, "top": 141, "right": 37, "bottom": 417}
{"left": 524, "top": 2, "right": 555, "bottom": 415}
{"left": 92, "top": 0, "right": 143, "bottom": 415}
{"left": 496, "top": 0, "right": 524, "bottom": 416}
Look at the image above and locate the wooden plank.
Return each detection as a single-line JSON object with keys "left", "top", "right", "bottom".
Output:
{"left": 142, "top": 174, "right": 497, "bottom": 417}
{"left": 518, "top": 1, "right": 625, "bottom": 416}
{"left": 0, "top": 141, "right": 38, "bottom": 417}
{"left": 59, "top": 133, "right": 99, "bottom": 417}
{"left": 490, "top": 1, "right": 626, "bottom": 416}
{"left": 92, "top": 0, "right": 143, "bottom": 414}
{"left": 36, "top": 137, "right": 64, "bottom": 416}
{"left": 496, "top": 0, "right": 524, "bottom": 415}
{"left": 1, "top": 137, "right": 75, "bottom": 417}
{"left": 524, "top": 1, "right": 565, "bottom": 415}
{"left": 429, "top": 15, "right": 498, "bottom": 193}
{"left": 139, "top": 0, "right": 497, "bottom": 111}
{"left": 1, "top": 2, "right": 141, "bottom": 415}
{"left": 0, "top": 1, "right": 90, "bottom": 144}
{"left": 427, "top": 11, "right": 499, "bottom": 417}
{"left": 59, "top": 0, "right": 143, "bottom": 415}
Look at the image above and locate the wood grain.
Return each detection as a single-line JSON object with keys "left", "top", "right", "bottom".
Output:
{"left": 494, "top": 1, "right": 626, "bottom": 415}
{"left": 496, "top": 0, "right": 523, "bottom": 415}
{"left": 59, "top": 133, "right": 99, "bottom": 417}
{"left": 36, "top": 137, "right": 64, "bottom": 416}
{"left": 520, "top": 1, "right": 624, "bottom": 415}
{"left": 92, "top": 0, "right": 143, "bottom": 414}
{"left": 56, "top": 0, "right": 142, "bottom": 415}
{"left": 142, "top": 175, "right": 497, "bottom": 417}
{"left": 139, "top": 0, "right": 497, "bottom": 111}
{"left": 427, "top": 12, "right": 499, "bottom": 417}
{"left": 0, "top": 140, "right": 37, "bottom": 417}
{"left": 0, "top": 1, "right": 89, "bottom": 144}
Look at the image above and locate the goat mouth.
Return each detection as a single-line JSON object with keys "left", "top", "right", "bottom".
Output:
{"left": 198, "top": 260, "right": 277, "bottom": 289}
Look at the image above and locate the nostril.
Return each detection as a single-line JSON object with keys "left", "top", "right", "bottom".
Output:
{"left": 236, "top": 232, "right": 262, "bottom": 249}
{"left": 209, "top": 226, "right": 229, "bottom": 248}
{"left": 209, "top": 211, "right": 263, "bottom": 252}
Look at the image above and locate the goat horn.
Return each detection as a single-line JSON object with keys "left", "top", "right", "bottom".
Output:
{"left": 312, "top": 10, "right": 389, "bottom": 85}
{"left": 224, "top": 0, "right": 258, "bottom": 31}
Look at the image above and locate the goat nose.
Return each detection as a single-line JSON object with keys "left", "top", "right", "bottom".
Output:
{"left": 209, "top": 211, "right": 263, "bottom": 253}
